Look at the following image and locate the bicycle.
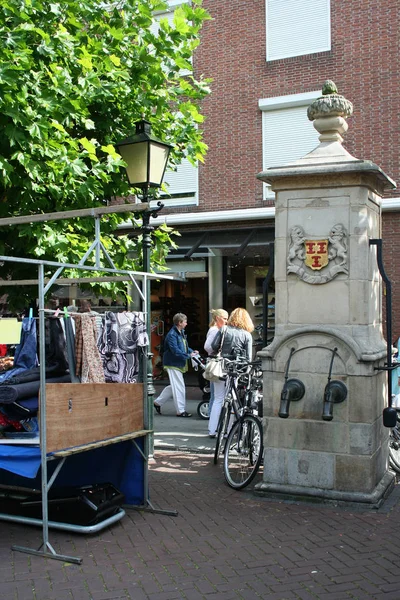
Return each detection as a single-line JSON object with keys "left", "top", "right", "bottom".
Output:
{"left": 389, "top": 409, "right": 400, "bottom": 474}
{"left": 213, "top": 358, "right": 250, "bottom": 465}
{"left": 223, "top": 362, "right": 264, "bottom": 489}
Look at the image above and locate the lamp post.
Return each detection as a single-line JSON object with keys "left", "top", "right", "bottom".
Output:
{"left": 116, "top": 120, "right": 172, "bottom": 438}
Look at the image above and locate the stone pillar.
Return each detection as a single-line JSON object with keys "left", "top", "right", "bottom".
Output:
{"left": 208, "top": 252, "right": 224, "bottom": 310}
{"left": 256, "top": 81, "right": 396, "bottom": 506}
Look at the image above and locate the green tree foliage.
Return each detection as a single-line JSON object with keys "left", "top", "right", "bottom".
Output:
{"left": 0, "top": 0, "right": 211, "bottom": 307}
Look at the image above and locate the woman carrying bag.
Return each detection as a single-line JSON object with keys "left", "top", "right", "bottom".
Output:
{"left": 204, "top": 309, "right": 229, "bottom": 419}
{"left": 208, "top": 307, "right": 254, "bottom": 438}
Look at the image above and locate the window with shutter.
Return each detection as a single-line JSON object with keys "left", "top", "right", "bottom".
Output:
{"left": 266, "top": 0, "right": 331, "bottom": 61}
{"left": 149, "top": 1, "right": 197, "bottom": 207}
{"left": 150, "top": 158, "right": 198, "bottom": 208}
{"left": 151, "top": 0, "right": 192, "bottom": 74}
{"left": 259, "top": 91, "right": 320, "bottom": 199}
{"left": 151, "top": 1, "right": 180, "bottom": 34}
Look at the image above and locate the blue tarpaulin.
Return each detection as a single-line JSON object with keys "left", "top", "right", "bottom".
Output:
{"left": 0, "top": 439, "right": 145, "bottom": 505}
{"left": 0, "top": 445, "right": 41, "bottom": 478}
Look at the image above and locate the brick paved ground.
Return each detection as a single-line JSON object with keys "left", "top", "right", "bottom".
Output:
{"left": 1, "top": 451, "right": 400, "bottom": 599}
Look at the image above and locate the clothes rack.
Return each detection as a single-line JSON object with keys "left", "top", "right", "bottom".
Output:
{"left": 0, "top": 227, "right": 180, "bottom": 563}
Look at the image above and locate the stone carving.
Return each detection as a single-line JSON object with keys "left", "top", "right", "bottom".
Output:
{"left": 287, "top": 225, "right": 306, "bottom": 265}
{"left": 307, "top": 80, "right": 353, "bottom": 144}
{"left": 328, "top": 223, "right": 348, "bottom": 267}
{"left": 307, "top": 81, "right": 353, "bottom": 121}
{"left": 287, "top": 224, "right": 349, "bottom": 284}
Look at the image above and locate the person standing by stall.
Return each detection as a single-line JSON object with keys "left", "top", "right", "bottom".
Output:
{"left": 208, "top": 307, "right": 254, "bottom": 437}
{"left": 204, "top": 308, "right": 229, "bottom": 420}
{"left": 154, "top": 313, "right": 199, "bottom": 417}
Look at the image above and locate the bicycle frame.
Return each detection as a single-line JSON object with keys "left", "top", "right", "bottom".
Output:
{"left": 220, "top": 359, "right": 264, "bottom": 487}
{"left": 213, "top": 359, "right": 263, "bottom": 466}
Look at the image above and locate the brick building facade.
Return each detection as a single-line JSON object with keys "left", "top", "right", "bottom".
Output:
{"left": 127, "top": 0, "right": 400, "bottom": 350}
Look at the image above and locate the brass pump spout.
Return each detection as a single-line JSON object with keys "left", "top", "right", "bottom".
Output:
{"left": 322, "top": 380, "right": 347, "bottom": 421}
{"left": 278, "top": 378, "right": 305, "bottom": 418}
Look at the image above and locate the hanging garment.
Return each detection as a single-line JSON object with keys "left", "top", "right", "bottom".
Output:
{"left": 43, "top": 317, "right": 69, "bottom": 372}
{"left": 74, "top": 315, "right": 83, "bottom": 379}
{"left": 62, "top": 314, "right": 80, "bottom": 383}
{"left": 73, "top": 313, "right": 105, "bottom": 383}
{"left": 97, "top": 312, "right": 148, "bottom": 383}
{"left": 0, "top": 317, "right": 37, "bottom": 383}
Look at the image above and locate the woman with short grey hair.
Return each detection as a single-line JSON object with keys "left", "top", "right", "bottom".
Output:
{"left": 154, "top": 313, "right": 199, "bottom": 417}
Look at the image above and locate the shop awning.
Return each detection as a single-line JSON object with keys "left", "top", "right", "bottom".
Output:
{"left": 170, "top": 227, "right": 275, "bottom": 259}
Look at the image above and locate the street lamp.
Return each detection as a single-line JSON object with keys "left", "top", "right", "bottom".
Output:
{"left": 115, "top": 119, "right": 172, "bottom": 415}
{"left": 115, "top": 119, "right": 172, "bottom": 191}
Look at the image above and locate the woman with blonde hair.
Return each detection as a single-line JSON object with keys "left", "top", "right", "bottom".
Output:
{"left": 208, "top": 307, "right": 254, "bottom": 438}
{"left": 204, "top": 308, "right": 229, "bottom": 420}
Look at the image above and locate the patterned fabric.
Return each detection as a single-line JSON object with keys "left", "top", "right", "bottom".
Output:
{"left": 74, "top": 316, "right": 83, "bottom": 378}
{"left": 0, "top": 413, "right": 23, "bottom": 431}
{"left": 73, "top": 314, "right": 105, "bottom": 383}
{"left": 97, "top": 311, "right": 148, "bottom": 383}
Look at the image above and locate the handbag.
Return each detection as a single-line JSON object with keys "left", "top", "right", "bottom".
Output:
{"left": 203, "top": 328, "right": 226, "bottom": 382}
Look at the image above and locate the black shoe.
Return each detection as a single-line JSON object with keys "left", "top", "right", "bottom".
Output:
{"left": 154, "top": 403, "right": 161, "bottom": 414}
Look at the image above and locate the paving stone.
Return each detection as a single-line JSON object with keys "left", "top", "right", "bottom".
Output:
{"left": 2, "top": 451, "right": 400, "bottom": 600}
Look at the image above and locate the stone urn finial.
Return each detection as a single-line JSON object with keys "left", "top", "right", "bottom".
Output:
{"left": 307, "top": 81, "right": 353, "bottom": 144}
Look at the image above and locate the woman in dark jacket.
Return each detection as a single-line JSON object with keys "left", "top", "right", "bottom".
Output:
{"left": 154, "top": 313, "right": 198, "bottom": 417}
{"left": 208, "top": 308, "right": 254, "bottom": 437}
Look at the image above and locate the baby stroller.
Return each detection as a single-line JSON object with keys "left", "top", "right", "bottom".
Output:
{"left": 191, "top": 354, "right": 211, "bottom": 420}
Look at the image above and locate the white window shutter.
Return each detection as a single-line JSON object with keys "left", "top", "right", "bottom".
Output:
{"left": 266, "top": 0, "right": 331, "bottom": 61}
{"left": 157, "top": 159, "right": 198, "bottom": 207}
{"left": 150, "top": 2, "right": 192, "bottom": 73}
{"left": 149, "top": 1, "right": 196, "bottom": 207}
{"left": 261, "top": 105, "right": 319, "bottom": 198}
{"left": 150, "top": 8, "right": 175, "bottom": 35}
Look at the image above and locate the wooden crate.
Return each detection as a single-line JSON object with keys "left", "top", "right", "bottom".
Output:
{"left": 43, "top": 383, "right": 144, "bottom": 453}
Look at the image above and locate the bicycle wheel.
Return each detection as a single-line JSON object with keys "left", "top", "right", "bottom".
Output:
{"left": 197, "top": 400, "right": 209, "bottom": 420}
{"left": 389, "top": 426, "right": 400, "bottom": 473}
{"left": 213, "top": 404, "right": 229, "bottom": 465}
{"left": 223, "top": 414, "right": 263, "bottom": 489}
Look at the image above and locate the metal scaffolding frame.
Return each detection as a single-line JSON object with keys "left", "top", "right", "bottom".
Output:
{"left": 0, "top": 205, "right": 180, "bottom": 563}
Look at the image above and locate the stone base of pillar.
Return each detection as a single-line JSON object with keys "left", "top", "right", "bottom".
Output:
{"left": 254, "top": 470, "right": 395, "bottom": 509}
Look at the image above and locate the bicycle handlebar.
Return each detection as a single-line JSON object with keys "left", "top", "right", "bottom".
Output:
{"left": 223, "top": 358, "right": 262, "bottom": 378}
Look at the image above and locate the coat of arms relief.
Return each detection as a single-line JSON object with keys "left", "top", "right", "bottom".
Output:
{"left": 287, "top": 224, "right": 348, "bottom": 284}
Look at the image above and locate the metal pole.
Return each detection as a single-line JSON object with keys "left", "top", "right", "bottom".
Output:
{"left": 140, "top": 197, "right": 164, "bottom": 457}
{"left": 370, "top": 238, "right": 393, "bottom": 404}
{"left": 38, "top": 264, "right": 50, "bottom": 551}
{"left": 141, "top": 198, "right": 154, "bottom": 457}
{"left": 262, "top": 243, "right": 275, "bottom": 347}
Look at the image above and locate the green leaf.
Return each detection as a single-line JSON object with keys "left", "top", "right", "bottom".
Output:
{"left": 101, "top": 144, "right": 120, "bottom": 160}
{"left": 50, "top": 120, "right": 67, "bottom": 133}
{"left": 79, "top": 137, "right": 97, "bottom": 156}
{"left": 0, "top": 0, "right": 211, "bottom": 310}
{"left": 109, "top": 54, "right": 121, "bottom": 67}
